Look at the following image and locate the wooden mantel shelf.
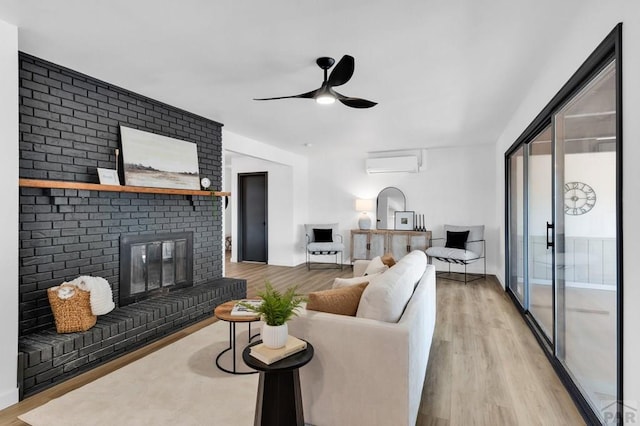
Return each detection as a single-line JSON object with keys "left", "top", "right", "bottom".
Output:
{"left": 19, "top": 179, "right": 230, "bottom": 197}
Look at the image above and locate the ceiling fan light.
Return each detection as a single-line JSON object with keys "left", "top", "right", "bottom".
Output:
{"left": 316, "top": 94, "right": 336, "bottom": 105}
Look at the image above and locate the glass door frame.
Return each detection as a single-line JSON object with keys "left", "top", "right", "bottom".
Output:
{"left": 506, "top": 121, "right": 557, "bottom": 353}
{"left": 504, "top": 24, "right": 623, "bottom": 425}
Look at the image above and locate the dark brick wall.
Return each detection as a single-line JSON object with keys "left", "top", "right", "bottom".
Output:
{"left": 19, "top": 278, "right": 246, "bottom": 397}
{"left": 18, "top": 53, "right": 224, "bottom": 336}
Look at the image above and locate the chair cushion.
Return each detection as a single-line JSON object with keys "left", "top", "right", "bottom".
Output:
{"left": 333, "top": 273, "right": 381, "bottom": 289}
{"left": 445, "top": 230, "right": 469, "bottom": 250}
{"left": 426, "top": 246, "right": 481, "bottom": 261}
{"left": 313, "top": 228, "right": 333, "bottom": 243}
{"left": 363, "top": 256, "right": 388, "bottom": 276}
{"left": 305, "top": 223, "right": 339, "bottom": 243}
{"left": 356, "top": 251, "right": 427, "bottom": 323}
{"left": 444, "top": 224, "right": 485, "bottom": 256}
{"left": 307, "top": 242, "right": 344, "bottom": 253}
{"left": 307, "top": 283, "right": 368, "bottom": 316}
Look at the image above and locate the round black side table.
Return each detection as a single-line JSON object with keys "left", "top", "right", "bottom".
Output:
{"left": 242, "top": 339, "right": 314, "bottom": 426}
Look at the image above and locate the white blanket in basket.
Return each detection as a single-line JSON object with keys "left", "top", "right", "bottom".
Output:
{"left": 68, "top": 276, "right": 115, "bottom": 315}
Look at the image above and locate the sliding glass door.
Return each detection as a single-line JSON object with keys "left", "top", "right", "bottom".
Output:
{"left": 553, "top": 61, "right": 618, "bottom": 416}
{"left": 507, "top": 146, "right": 525, "bottom": 304}
{"left": 505, "top": 25, "right": 621, "bottom": 424}
{"left": 528, "top": 126, "right": 554, "bottom": 342}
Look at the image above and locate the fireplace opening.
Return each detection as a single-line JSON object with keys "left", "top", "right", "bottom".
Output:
{"left": 120, "top": 232, "right": 194, "bottom": 306}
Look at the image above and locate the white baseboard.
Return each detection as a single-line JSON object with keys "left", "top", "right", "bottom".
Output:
{"left": 0, "top": 386, "right": 19, "bottom": 410}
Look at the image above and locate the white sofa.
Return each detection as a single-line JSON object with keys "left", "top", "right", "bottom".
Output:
{"left": 288, "top": 250, "right": 436, "bottom": 426}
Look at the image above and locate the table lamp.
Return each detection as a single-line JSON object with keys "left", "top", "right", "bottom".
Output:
{"left": 355, "top": 199, "right": 374, "bottom": 230}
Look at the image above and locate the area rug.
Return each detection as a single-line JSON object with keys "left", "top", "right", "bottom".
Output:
{"left": 19, "top": 321, "right": 259, "bottom": 426}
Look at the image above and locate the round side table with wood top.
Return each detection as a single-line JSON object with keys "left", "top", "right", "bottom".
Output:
{"left": 214, "top": 300, "right": 261, "bottom": 375}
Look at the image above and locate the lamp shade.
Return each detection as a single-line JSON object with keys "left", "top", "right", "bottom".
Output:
{"left": 355, "top": 199, "right": 374, "bottom": 212}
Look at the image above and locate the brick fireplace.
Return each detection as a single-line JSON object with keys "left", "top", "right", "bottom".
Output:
{"left": 17, "top": 53, "right": 244, "bottom": 396}
{"left": 119, "top": 232, "right": 194, "bottom": 306}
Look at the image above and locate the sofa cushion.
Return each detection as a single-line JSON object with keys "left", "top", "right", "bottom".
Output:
{"left": 356, "top": 250, "right": 427, "bottom": 322}
{"left": 352, "top": 259, "right": 371, "bottom": 277}
{"left": 333, "top": 273, "right": 380, "bottom": 289}
{"left": 307, "top": 283, "right": 368, "bottom": 316}
{"left": 364, "top": 256, "right": 388, "bottom": 276}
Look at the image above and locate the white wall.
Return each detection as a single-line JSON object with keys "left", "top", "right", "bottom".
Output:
{"left": 224, "top": 166, "right": 232, "bottom": 238}
{"left": 493, "top": 0, "right": 640, "bottom": 413}
{"left": 306, "top": 144, "right": 499, "bottom": 274}
{"left": 0, "top": 18, "right": 19, "bottom": 409}
{"left": 230, "top": 156, "right": 296, "bottom": 266}
{"left": 223, "top": 130, "right": 309, "bottom": 266}
{"left": 223, "top": 131, "right": 498, "bottom": 273}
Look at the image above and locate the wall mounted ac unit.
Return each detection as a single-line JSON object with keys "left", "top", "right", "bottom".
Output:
{"left": 365, "top": 156, "right": 419, "bottom": 174}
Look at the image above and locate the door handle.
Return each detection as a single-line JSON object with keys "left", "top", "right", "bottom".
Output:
{"left": 546, "top": 222, "right": 553, "bottom": 249}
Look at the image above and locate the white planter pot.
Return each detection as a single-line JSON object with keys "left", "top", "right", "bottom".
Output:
{"left": 261, "top": 323, "right": 288, "bottom": 349}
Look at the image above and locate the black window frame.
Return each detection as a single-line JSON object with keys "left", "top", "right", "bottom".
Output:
{"left": 504, "top": 23, "right": 622, "bottom": 425}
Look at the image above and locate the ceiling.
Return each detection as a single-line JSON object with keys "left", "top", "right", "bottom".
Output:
{"left": 0, "top": 0, "right": 584, "bottom": 157}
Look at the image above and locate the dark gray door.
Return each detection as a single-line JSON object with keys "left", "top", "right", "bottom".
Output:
{"left": 238, "top": 172, "right": 267, "bottom": 263}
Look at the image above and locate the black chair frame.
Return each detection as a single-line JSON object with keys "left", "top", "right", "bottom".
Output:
{"left": 427, "top": 239, "right": 486, "bottom": 284}
{"left": 306, "top": 234, "right": 343, "bottom": 270}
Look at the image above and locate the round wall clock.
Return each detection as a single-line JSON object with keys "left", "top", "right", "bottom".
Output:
{"left": 200, "top": 177, "right": 211, "bottom": 189}
{"left": 564, "top": 181, "right": 596, "bottom": 215}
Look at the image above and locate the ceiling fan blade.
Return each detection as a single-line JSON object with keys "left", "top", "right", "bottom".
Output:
{"left": 254, "top": 88, "right": 318, "bottom": 101}
{"left": 326, "top": 55, "right": 355, "bottom": 87}
{"left": 339, "top": 98, "right": 377, "bottom": 108}
{"left": 335, "top": 92, "right": 377, "bottom": 108}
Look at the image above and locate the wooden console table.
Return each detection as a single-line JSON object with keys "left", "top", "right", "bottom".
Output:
{"left": 351, "top": 229, "right": 432, "bottom": 262}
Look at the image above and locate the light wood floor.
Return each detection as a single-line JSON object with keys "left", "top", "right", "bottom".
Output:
{"left": 224, "top": 258, "right": 353, "bottom": 297}
{"left": 419, "top": 275, "right": 584, "bottom": 425}
{"left": 0, "top": 258, "right": 585, "bottom": 425}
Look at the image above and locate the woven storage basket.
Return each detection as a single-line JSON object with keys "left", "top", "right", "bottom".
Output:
{"left": 47, "top": 284, "right": 97, "bottom": 333}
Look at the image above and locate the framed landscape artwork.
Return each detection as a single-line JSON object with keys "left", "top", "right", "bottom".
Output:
{"left": 120, "top": 126, "right": 200, "bottom": 190}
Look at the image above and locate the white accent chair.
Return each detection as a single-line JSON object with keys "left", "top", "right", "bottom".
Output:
{"left": 425, "top": 224, "right": 486, "bottom": 283}
{"left": 305, "top": 223, "right": 344, "bottom": 270}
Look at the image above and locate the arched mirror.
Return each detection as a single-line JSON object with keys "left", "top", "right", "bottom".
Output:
{"left": 376, "top": 187, "right": 406, "bottom": 229}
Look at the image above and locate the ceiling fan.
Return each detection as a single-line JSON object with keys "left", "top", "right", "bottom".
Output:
{"left": 254, "top": 55, "right": 377, "bottom": 108}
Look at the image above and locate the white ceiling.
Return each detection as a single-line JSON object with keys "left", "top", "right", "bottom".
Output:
{"left": 0, "top": 0, "right": 583, "bottom": 157}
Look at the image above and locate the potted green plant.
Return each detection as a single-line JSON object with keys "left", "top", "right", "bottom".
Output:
{"left": 239, "top": 282, "right": 305, "bottom": 349}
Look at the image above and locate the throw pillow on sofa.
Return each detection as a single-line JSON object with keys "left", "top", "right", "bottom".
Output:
{"left": 381, "top": 252, "right": 396, "bottom": 267}
{"left": 333, "top": 273, "right": 380, "bottom": 289}
{"left": 307, "top": 283, "right": 368, "bottom": 316}
{"left": 363, "top": 256, "right": 388, "bottom": 276}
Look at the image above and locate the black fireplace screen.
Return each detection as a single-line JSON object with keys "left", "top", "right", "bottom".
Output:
{"left": 120, "top": 232, "right": 193, "bottom": 306}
